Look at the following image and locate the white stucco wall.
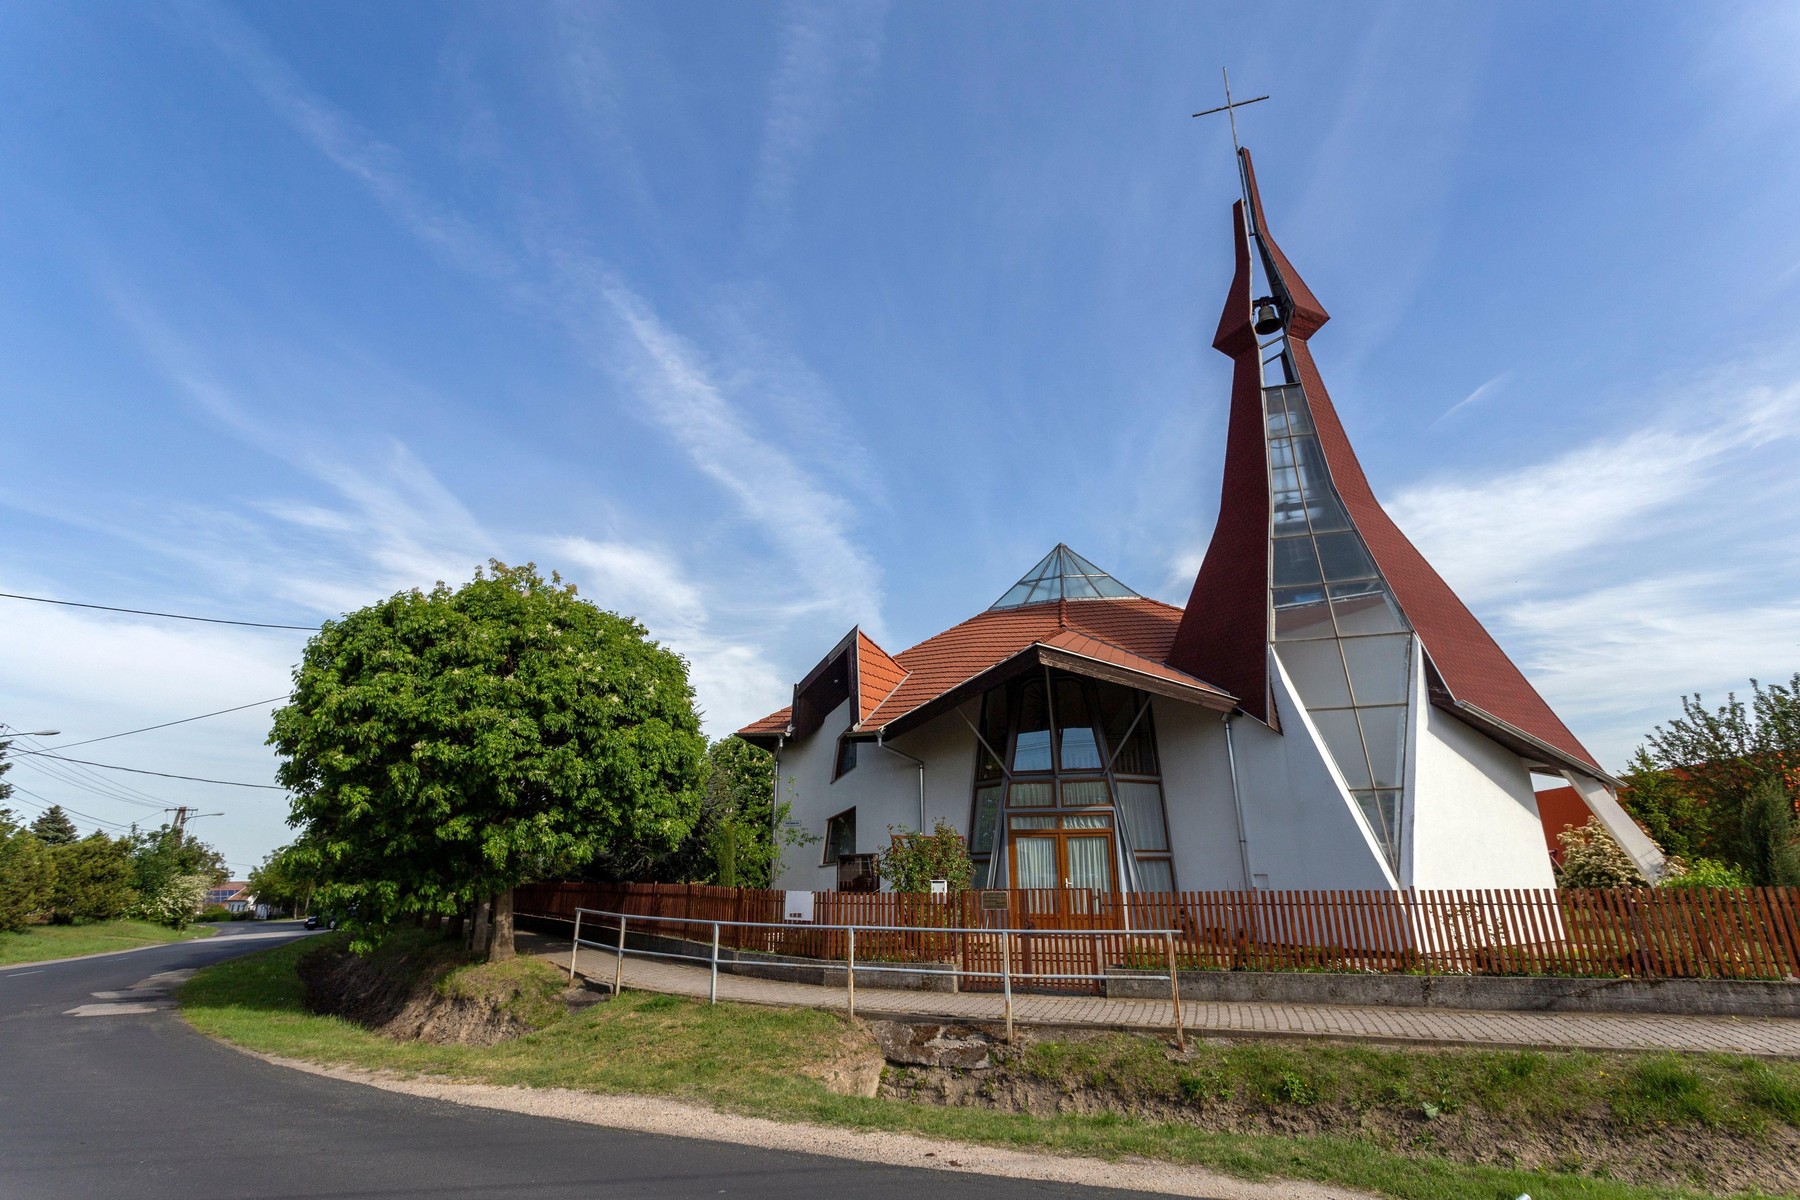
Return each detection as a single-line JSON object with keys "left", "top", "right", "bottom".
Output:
{"left": 1226, "top": 648, "right": 1397, "bottom": 892}
{"left": 770, "top": 698, "right": 978, "bottom": 892}
{"left": 1404, "top": 661, "right": 1557, "bottom": 891}
{"left": 1152, "top": 699, "right": 1251, "bottom": 890}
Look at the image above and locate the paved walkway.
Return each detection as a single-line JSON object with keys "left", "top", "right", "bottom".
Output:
{"left": 523, "top": 934, "right": 1800, "bottom": 1058}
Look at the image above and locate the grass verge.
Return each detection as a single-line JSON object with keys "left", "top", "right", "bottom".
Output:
{"left": 180, "top": 937, "right": 1793, "bottom": 1200}
{"left": 0, "top": 919, "right": 213, "bottom": 966}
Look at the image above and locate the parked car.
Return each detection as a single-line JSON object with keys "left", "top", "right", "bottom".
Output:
{"left": 303, "top": 915, "right": 321, "bottom": 930}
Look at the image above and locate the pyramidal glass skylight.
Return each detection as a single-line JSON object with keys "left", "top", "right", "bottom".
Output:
{"left": 989, "top": 544, "right": 1142, "bottom": 610}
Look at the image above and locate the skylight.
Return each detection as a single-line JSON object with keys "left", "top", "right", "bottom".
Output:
{"left": 989, "top": 544, "right": 1142, "bottom": 610}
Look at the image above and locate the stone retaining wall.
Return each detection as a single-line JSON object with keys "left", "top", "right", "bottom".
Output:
{"left": 1104, "top": 968, "right": 1800, "bottom": 1017}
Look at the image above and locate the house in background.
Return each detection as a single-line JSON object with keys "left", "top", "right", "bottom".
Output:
{"left": 203, "top": 882, "right": 254, "bottom": 913}
{"left": 740, "top": 147, "right": 1667, "bottom": 897}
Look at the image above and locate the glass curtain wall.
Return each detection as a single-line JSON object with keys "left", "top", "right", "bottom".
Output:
{"left": 967, "top": 671, "right": 1174, "bottom": 890}
{"left": 1263, "top": 382, "right": 1411, "bottom": 871}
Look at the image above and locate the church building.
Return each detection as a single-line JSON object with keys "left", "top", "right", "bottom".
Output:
{"left": 739, "top": 147, "right": 1666, "bottom": 896}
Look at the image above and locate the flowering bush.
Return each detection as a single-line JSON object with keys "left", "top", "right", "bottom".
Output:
{"left": 1556, "top": 819, "right": 1645, "bottom": 888}
{"left": 879, "top": 820, "right": 973, "bottom": 894}
{"left": 131, "top": 873, "right": 210, "bottom": 929}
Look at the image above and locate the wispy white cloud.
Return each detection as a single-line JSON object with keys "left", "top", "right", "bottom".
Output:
{"left": 1389, "top": 377, "right": 1800, "bottom": 603}
{"left": 749, "top": 0, "right": 888, "bottom": 247}
{"left": 1429, "top": 372, "right": 1507, "bottom": 429}
{"left": 186, "top": 0, "right": 887, "bottom": 655}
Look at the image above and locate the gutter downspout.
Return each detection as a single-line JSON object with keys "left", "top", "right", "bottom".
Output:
{"left": 1223, "top": 714, "right": 1254, "bottom": 891}
{"left": 877, "top": 731, "right": 927, "bottom": 833}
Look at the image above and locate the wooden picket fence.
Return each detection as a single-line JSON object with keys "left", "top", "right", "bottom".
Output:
{"left": 513, "top": 881, "right": 1800, "bottom": 986}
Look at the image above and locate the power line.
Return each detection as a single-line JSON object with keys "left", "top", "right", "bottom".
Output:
{"left": 19, "top": 752, "right": 283, "bottom": 790}
{"left": 5, "top": 732, "right": 172, "bottom": 808}
{"left": 40, "top": 695, "right": 293, "bottom": 751}
{"left": 6, "top": 788, "right": 135, "bottom": 833}
{"left": 0, "top": 590, "right": 317, "bottom": 631}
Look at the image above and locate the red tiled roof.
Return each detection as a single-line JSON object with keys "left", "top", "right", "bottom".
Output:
{"left": 737, "top": 596, "right": 1232, "bottom": 742}
{"left": 739, "top": 705, "right": 792, "bottom": 737}
{"left": 854, "top": 630, "right": 907, "bottom": 723}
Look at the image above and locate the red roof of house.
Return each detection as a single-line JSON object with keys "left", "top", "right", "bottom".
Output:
{"left": 738, "top": 594, "right": 1234, "bottom": 744}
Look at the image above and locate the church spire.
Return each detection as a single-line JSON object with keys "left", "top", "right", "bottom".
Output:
{"left": 1169, "top": 146, "right": 1618, "bottom": 871}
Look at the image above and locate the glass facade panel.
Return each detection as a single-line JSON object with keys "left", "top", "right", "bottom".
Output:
{"left": 1134, "top": 858, "right": 1174, "bottom": 893}
{"left": 1060, "top": 779, "right": 1110, "bottom": 808}
{"left": 1009, "top": 781, "right": 1053, "bottom": 807}
{"left": 1116, "top": 781, "right": 1168, "bottom": 851}
{"left": 1272, "top": 538, "right": 1322, "bottom": 586}
{"left": 1098, "top": 688, "right": 1158, "bottom": 775}
{"left": 1355, "top": 790, "right": 1401, "bottom": 871}
{"left": 989, "top": 545, "right": 1142, "bottom": 610}
{"left": 1009, "top": 815, "right": 1056, "bottom": 830}
{"left": 1310, "top": 709, "right": 1373, "bottom": 790}
{"left": 1273, "top": 587, "right": 1333, "bottom": 640}
{"left": 1329, "top": 583, "right": 1406, "bottom": 635}
{"left": 1061, "top": 813, "right": 1112, "bottom": 829}
{"left": 1275, "top": 640, "right": 1353, "bottom": 708}
{"left": 974, "top": 690, "right": 1010, "bottom": 781}
{"left": 1357, "top": 705, "right": 1408, "bottom": 790}
{"left": 1013, "top": 676, "right": 1051, "bottom": 772}
{"left": 969, "top": 785, "right": 1002, "bottom": 855}
{"left": 1262, "top": 382, "right": 1414, "bottom": 878}
{"left": 1315, "top": 531, "right": 1377, "bottom": 582}
{"left": 1054, "top": 678, "right": 1103, "bottom": 770}
{"left": 1342, "top": 634, "right": 1411, "bottom": 706}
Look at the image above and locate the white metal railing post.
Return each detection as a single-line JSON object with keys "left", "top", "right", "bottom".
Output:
{"left": 709, "top": 921, "right": 721, "bottom": 1004}
{"left": 1166, "top": 929, "right": 1186, "bottom": 1051}
{"left": 1000, "top": 929, "right": 1014, "bottom": 1043}
{"left": 846, "top": 926, "right": 857, "bottom": 1020}
{"left": 614, "top": 914, "right": 626, "bottom": 996}
{"left": 569, "top": 910, "right": 582, "bottom": 981}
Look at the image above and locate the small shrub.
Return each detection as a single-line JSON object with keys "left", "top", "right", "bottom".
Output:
{"left": 1274, "top": 1071, "right": 1315, "bottom": 1105}
{"left": 1660, "top": 857, "right": 1753, "bottom": 888}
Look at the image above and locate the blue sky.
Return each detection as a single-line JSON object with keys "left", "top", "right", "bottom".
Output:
{"left": 4, "top": 2, "right": 1799, "bottom": 874}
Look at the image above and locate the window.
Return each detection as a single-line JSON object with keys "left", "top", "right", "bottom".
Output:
{"left": 822, "top": 808, "right": 856, "bottom": 865}
{"left": 834, "top": 735, "right": 859, "bottom": 779}
{"left": 965, "top": 670, "right": 1175, "bottom": 893}
{"left": 1264, "top": 381, "right": 1412, "bottom": 873}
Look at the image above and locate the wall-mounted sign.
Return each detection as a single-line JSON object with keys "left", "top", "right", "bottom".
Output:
{"left": 979, "top": 890, "right": 1009, "bottom": 912}
{"left": 929, "top": 878, "right": 948, "bottom": 897}
{"left": 783, "top": 890, "right": 815, "bottom": 923}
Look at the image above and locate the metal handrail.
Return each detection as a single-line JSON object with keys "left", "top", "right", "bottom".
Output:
{"left": 565, "top": 906, "right": 1185, "bottom": 1046}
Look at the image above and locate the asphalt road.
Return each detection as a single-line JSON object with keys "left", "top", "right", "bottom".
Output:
{"left": 0, "top": 923, "right": 1183, "bottom": 1199}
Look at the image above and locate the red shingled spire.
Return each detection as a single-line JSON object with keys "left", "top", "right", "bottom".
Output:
{"left": 1169, "top": 148, "right": 1601, "bottom": 773}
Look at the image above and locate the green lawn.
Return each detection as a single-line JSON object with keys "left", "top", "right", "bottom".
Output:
{"left": 0, "top": 919, "right": 213, "bottom": 966}
{"left": 180, "top": 936, "right": 1795, "bottom": 1200}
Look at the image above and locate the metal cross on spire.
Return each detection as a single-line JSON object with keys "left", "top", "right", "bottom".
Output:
{"left": 1192, "top": 68, "right": 1268, "bottom": 229}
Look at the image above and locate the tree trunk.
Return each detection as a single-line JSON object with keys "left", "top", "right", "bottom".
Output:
{"left": 468, "top": 898, "right": 490, "bottom": 954}
{"left": 463, "top": 891, "right": 516, "bottom": 962}
{"left": 487, "top": 889, "right": 515, "bottom": 961}
{"left": 425, "top": 912, "right": 442, "bottom": 933}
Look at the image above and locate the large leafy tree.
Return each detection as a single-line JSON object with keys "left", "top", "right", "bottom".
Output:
{"left": 1627, "top": 674, "right": 1800, "bottom": 885}
{"left": 271, "top": 562, "right": 706, "bottom": 959}
{"left": 248, "top": 841, "right": 321, "bottom": 917}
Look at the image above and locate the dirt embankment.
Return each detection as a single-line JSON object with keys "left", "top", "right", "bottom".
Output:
{"left": 873, "top": 1022, "right": 1800, "bottom": 1197}
{"left": 298, "top": 937, "right": 596, "bottom": 1046}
